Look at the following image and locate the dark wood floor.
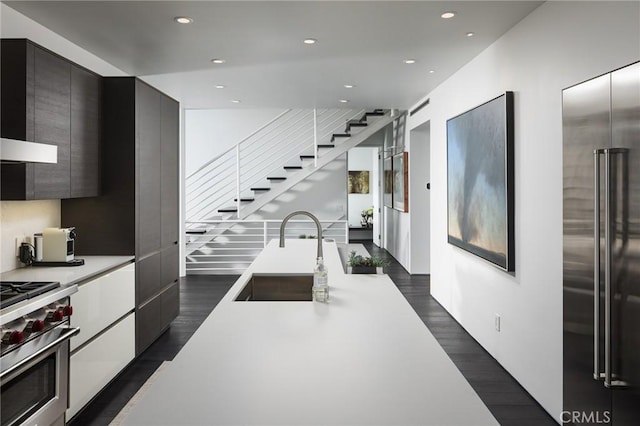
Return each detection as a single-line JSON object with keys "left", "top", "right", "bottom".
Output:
{"left": 362, "top": 242, "right": 556, "bottom": 426}
{"left": 68, "top": 275, "right": 238, "bottom": 426}
{"left": 71, "top": 244, "right": 556, "bottom": 426}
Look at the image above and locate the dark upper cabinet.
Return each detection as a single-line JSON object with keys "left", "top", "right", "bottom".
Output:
{"left": 62, "top": 77, "right": 178, "bottom": 261}
{"left": 1, "top": 40, "right": 36, "bottom": 200}
{"left": 33, "top": 46, "right": 71, "bottom": 199}
{"left": 71, "top": 65, "right": 101, "bottom": 198}
{"left": 0, "top": 39, "right": 100, "bottom": 200}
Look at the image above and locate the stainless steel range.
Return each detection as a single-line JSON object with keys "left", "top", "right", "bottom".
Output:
{"left": 0, "top": 281, "right": 79, "bottom": 426}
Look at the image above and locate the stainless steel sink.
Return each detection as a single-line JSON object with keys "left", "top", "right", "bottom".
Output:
{"left": 235, "top": 274, "right": 313, "bottom": 301}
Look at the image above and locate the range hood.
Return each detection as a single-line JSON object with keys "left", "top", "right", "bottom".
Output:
{"left": 0, "top": 138, "right": 57, "bottom": 164}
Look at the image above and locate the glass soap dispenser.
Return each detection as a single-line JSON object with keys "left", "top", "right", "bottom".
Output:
{"left": 313, "top": 257, "right": 329, "bottom": 302}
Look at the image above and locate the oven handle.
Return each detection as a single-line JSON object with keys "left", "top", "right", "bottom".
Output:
{"left": 0, "top": 327, "right": 79, "bottom": 380}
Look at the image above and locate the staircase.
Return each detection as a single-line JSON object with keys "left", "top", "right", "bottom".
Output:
{"left": 185, "top": 108, "right": 396, "bottom": 274}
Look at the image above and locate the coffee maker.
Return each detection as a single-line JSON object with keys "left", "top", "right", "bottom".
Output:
{"left": 42, "top": 227, "right": 76, "bottom": 262}
{"left": 31, "top": 227, "right": 84, "bottom": 266}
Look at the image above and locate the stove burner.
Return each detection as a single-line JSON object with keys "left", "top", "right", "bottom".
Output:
{"left": 0, "top": 281, "right": 61, "bottom": 309}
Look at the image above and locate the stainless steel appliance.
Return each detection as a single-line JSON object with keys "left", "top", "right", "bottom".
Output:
{"left": 563, "top": 61, "right": 640, "bottom": 425}
{"left": 0, "top": 137, "right": 57, "bottom": 164}
{"left": 0, "top": 281, "right": 78, "bottom": 426}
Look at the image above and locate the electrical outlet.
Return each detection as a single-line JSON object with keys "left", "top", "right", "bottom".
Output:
{"left": 495, "top": 314, "right": 501, "bottom": 332}
{"left": 15, "top": 236, "right": 27, "bottom": 257}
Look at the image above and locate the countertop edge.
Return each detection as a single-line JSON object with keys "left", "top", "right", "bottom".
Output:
{"left": 0, "top": 255, "right": 135, "bottom": 286}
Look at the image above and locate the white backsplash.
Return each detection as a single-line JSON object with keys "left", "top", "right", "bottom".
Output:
{"left": 0, "top": 200, "right": 60, "bottom": 273}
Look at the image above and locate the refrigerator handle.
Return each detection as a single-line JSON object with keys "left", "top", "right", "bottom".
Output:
{"left": 604, "top": 149, "right": 612, "bottom": 387}
{"left": 603, "top": 148, "right": 630, "bottom": 389}
{"left": 593, "top": 149, "right": 603, "bottom": 381}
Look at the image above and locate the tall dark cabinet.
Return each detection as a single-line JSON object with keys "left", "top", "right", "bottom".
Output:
{"left": 62, "top": 77, "right": 179, "bottom": 355}
{"left": 1, "top": 39, "right": 100, "bottom": 200}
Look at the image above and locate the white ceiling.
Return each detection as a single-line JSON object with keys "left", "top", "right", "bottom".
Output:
{"left": 4, "top": 1, "right": 542, "bottom": 109}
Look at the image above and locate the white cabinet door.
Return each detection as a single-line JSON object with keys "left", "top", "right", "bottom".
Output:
{"left": 68, "top": 313, "right": 135, "bottom": 419}
{"left": 70, "top": 262, "right": 135, "bottom": 350}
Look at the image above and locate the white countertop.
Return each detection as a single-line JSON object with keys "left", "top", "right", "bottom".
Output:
{"left": 123, "top": 240, "right": 497, "bottom": 425}
{"left": 0, "top": 256, "right": 134, "bottom": 286}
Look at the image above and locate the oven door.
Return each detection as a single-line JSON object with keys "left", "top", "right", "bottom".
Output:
{"left": 1, "top": 326, "right": 79, "bottom": 426}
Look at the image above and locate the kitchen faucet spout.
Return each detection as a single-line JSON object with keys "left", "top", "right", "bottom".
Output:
{"left": 279, "top": 211, "right": 323, "bottom": 258}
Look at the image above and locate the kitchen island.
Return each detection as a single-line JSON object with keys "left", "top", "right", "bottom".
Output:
{"left": 123, "top": 240, "right": 497, "bottom": 425}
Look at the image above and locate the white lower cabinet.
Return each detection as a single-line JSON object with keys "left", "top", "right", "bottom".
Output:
{"left": 70, "top": 263, "right": 135, "bottom": 350}
{"left": 67, "top": 262, "right": 136, "bottom": 420}
{"left": 68, "top": 313, "right": 135, "bottom": 419}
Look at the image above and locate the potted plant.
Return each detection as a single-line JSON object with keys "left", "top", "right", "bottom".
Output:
{"left": 347, "top": 251, "right": 387, "bottom": 274}
{"left": 360, "top": 207, "right": 373, "bottom": 229}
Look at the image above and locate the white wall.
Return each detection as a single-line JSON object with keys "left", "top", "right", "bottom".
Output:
{"left": 185, "top": 109, "right": 287, "bottom": 176}
{"left": 0, "top": 4, "right": 128, "bottom": 273}
{"left": 403, "top": 1, "right": 639, "bottom": 421}
{"left": 384, "top": 206, "right": 410, "bottom": 267}
{"left": 0, "top": 4, "right": 126, "bottom": 76}
{"left": 382, "top": 120, "right": 411, "bottom": 267}
{"left": 247, "top": 154, "right": 347, "bottom": 224}
{"left": 409, "top": 123, "right": 430, "bottom": 274}
{"left": 0, "top": 201, "right": 60, "bottom": 272}
{"left": 347, "top": 148, "right": 376, "bottom": 228}
{"left": 371, "top": 149, "right": 381, "bottom": 247}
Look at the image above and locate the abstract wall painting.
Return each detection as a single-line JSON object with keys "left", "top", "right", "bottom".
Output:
{"left": 348, "top": 171, "right": 370, "bottom": 194}
{"left": 446, "top": 92, "right": 515, "bottom": 271}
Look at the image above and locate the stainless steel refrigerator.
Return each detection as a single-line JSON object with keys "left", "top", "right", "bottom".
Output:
{"left": 563, "top": 61, "right": 640, "bottom": 425}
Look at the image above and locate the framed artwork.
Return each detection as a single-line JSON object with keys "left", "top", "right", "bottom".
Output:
{"left": 348, "top": 171, "right": 370, "bottom": 194}
{"left": 392, "top": 152, "right": 408, "bottom": 212}
{"left": 446, "top": 91, "right": 515, "bottom": 271}
{"left": 383, "top": 156, "right": 393, "bottom": 207}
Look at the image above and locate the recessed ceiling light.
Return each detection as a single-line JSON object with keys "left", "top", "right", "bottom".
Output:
{"left": 174, "top": 16, "right": 193, "bottom": 24}
{"left": 344, "top": 84, "right": 355, "bottom": 89}
{"left": 339, "top": 99, "right": 349, "bottom": 103}
{"left": 303, "top": 38, "right": 317, "bottom": 45}
{"left": 466, "top": 32, "right": 475, "bottom": 37}
{"left": 231, "top": 99, "right": 241, "bottom": 104}
{"left": 215, "top": 85, "right": 225, "bottom": 89}
{"left": 429, "top": 70, "right": 435, "bottom": 74}
{"left": 211, "top": 58, "right": 226, "bottom": 64}
{"left": 404, "top": 59, "right": 416, "bottom": 64}
{"left": 441, "top": 11, "right": 456, "bottom": 19}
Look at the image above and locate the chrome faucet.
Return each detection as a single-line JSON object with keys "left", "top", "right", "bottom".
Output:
{"left": 279, "top": 211, "right": 323, "bottom": 258}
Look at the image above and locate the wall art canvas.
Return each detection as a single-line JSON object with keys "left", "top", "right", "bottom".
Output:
{"left": 447, "top": 91, "right": 514, "bottom": 271}
{"left": 348, "top": 171, "right": 370, "bottom": 194}
{"left": 392, "top": 152, "right": 408, "bottom": 212}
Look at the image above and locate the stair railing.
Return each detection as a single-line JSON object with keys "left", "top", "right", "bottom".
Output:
{"left": 185, "top": 219, "right": 349, "bottom": 274}
{"left": 186, "top": 108, "right": 365, "bottom": 222}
